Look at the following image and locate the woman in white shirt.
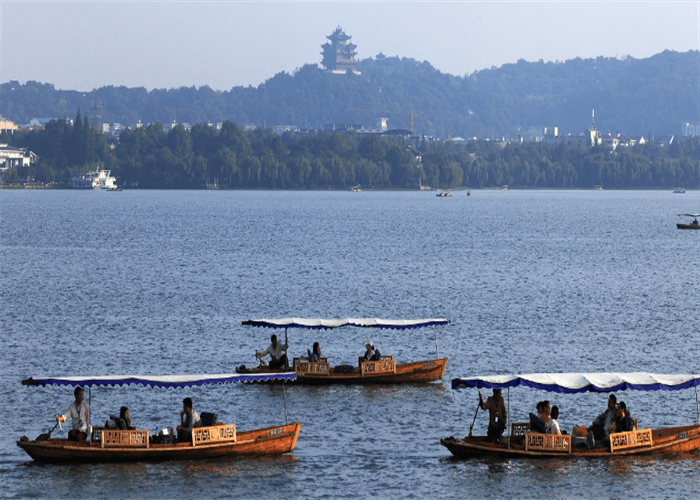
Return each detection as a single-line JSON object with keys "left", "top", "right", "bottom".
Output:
{"left": 546, "top": 405, "right": 562, "bottom": 435}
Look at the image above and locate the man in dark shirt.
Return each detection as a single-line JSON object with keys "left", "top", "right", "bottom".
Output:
{"left": 479, "top": 388, "right": 507, "bottom": 443}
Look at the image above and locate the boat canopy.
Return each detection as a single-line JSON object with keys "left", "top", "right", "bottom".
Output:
{"left": 242, "top": 318, "right": 450, "bottom": 330}
{"left": 21, "top": 372, "right": 296, "bottom": 389}
{"left": 678, "top": 213, "right": 700, "bottom": 217}
{"left": 452, "top": 373, "right": 700, "bottom": 393}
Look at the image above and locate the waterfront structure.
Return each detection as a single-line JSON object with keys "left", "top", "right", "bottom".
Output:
{"left": 321, "top": 26, "right": 361, "bottom": 75}
{"left": 0, "top": 144, "right": 37, "bottom": 169}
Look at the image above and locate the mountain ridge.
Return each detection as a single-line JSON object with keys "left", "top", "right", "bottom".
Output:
{"left": 2, "top": 49, "right": 698, "bottom": 139}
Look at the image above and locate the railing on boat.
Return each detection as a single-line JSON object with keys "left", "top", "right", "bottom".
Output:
{"left": 609, "top": 428, "right": 652, "bottom": 452}
{"left": 293, "top": 357, "right": 331, "bottom": 375}
{"left": 90, "top": 425, "right": 238, "bottom": 448}
{"left": 360, "top": 356, "right": 396, "bottom": 376}
{"left": 98, "top": 429, "right": 150, "bottom": 448}
{"left": 192, "top": 424, "right": 237, "bottom": 446}
{"left": 511, "top": 421, "right": 653, "bottom": 454}
{"left": 524, "top": 433, "right": 572, "bottom": 453}
{"left": 293, "top": 355, "right": 397, "bottom": 376}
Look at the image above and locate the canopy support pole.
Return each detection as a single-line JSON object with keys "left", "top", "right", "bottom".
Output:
{"left": 434, "top": 325, "right": 439, "bottom": 359}
{"left": 507, "top": 387, "right": 511, "bottom": 449}
{"left": 283, "top": 381, "right": 289, "bottom": 426}
{"left": 88, "top": 386, "right": 92, "bottom": 437}
{"left": 695, "top": 386, "right": 699, "bottom": 425}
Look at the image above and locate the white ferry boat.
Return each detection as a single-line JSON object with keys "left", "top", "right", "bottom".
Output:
{"left": 71, "top": 169, "right": 118, "bottom": 190}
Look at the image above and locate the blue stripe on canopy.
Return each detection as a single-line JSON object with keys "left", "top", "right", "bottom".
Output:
{"left": 451, "top": 373, "right": 700, "bottom": 393}
{"left": 242, "top": 318, "right": 450, "bottom": 330}
{"left": 22, "top": 372, "right": 296, "bottom": 388}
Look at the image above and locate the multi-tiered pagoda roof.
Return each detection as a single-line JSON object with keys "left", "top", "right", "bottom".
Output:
{"left": 321, "top": 26, "right": 360, "bottom": 74}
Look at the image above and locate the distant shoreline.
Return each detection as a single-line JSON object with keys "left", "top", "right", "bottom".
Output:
{"left": 1, "top": 184, "right": 696, "bottom": 192}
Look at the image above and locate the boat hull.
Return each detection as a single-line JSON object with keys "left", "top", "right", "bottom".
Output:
{"left": 677, "top": 223, "right": 700, "bottom": 230}
{"left": 441, "top": 424, "right": 700, "bottom": 459}
{"left": 17, "top": 422, "right": 301, "bottom": 464}
{"left": 238, "top": 358, "right": 447, "bottom": 385}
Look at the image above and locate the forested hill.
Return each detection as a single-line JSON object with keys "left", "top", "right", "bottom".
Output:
{"left": 2, "top": 50, "right": 698, "bottom": 138}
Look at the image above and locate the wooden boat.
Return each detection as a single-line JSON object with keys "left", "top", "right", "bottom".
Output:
{"left": 676, "top": 213, "right": 700, "bottom": 230}
{"left": 17, "top": 373, "right": 301, "bottom": 463}
{"left": 441, "top": 372, "right": 700, "bottom": 459}
{"left": 240, "top": 318, "right": 449, "bottom": 385}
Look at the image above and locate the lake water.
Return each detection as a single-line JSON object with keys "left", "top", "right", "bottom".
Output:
{"left": 1, "top": 189, "right": 699, "bottom": 499}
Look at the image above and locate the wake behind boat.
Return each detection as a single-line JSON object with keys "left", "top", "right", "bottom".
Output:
{"left": 17, "top": 373, "right": 301, "bottom": 463}
{"left": 441, "top": 372, "right": 700, "bottom": 459}
{"left": 239, "top": 318, "right": 449, "bottom": 385}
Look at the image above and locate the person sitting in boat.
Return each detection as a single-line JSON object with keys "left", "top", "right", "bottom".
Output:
{"left": 308, "top": 342, "right": 322, "bottom": 362}
{"left": 588, "top": 394, "right": 617, "bottom": 442}
{"left": 478, "top": 388, "right": 507, "bottom": 443}
{"left": 118, "top": 406, "right": 134, "bottom": 430}
{"left": 529, "top": 401, "right": 549, "bottom": 433}
{"left": 56, "top": 386, "right": 89, "bottom": 441}
{"left": 176, "top": 397, "right": 201, "bottom": 443}
{"left": 546, "top": 405, "right": 561, "bottom": 435}
{"left": 362, "top": 340, "right": 375, "bottom": 362}
{"left": 361, "top": 340, "right": 382, "bottom": 362}
{"left": 617, "top": 401, "right": 635, "bottom": 432}
{"left": 256, "top": 332, "right": 289, "bottom": 370}
{"left": 106, "top": 406, "right": 135, "bottom": 430}
{"left": 538, "top": 401, "right": 551, "bottom": 424}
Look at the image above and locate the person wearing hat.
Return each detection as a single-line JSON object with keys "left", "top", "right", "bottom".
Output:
{"left": 478, "top": 388, "right": 507, "bottom": 443}
{"left": 362, "top": 340, "right": 375, "bottom": 362}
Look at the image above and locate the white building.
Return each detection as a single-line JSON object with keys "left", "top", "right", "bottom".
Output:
{"left": 0, "top": 144, "right": 38, "bottom": 169}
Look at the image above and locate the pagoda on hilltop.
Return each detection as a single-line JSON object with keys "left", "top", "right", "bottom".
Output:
{"left": 321, "top": 26, "right": 361, "bottom": 75}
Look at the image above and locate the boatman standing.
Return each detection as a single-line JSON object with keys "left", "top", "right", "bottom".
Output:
{"left": 478, "top": 388, "right": 507, "bottom": 443}
{"left": 57, "top": 386, "right": 90, "bottom": 441}
{"left": 256, "top": 332, "right": 289, "bottom": 370}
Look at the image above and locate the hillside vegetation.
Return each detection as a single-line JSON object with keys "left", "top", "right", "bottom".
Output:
{"left": 2, "top": 50, "right": 698, "bottom": 138}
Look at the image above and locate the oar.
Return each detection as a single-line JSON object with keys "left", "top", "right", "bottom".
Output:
{"left": 37, "top": 417, "right": 62, "bottom": 441}
{"left": 468, "top": 401, "right": 480, "bottom": 437}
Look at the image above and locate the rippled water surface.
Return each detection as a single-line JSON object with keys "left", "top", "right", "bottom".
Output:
{"left": 1, "top": 189, "right": 699, "bottom": 499}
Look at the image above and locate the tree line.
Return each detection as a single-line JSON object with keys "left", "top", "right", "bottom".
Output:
{"left": 1, "top": 111, "right": 699, "bottom": 189}
{"left": 2, "top": 50, "right": 698, "bottom": 139}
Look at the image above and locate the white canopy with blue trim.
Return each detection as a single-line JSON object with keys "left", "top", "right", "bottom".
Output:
{"left": 242, "top": 318, "right": 450, "bottom": 330}
{"left": 452, "top": 373, "right": 700, "bottom": 393}
{"left": 22, "top": 372, "right": 296, "bottom": 389}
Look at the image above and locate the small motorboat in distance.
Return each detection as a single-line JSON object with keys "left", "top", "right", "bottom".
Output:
{"left": 440, "top": 372, "right": 700, "bottom": 459}
{"left": 17, "top": 373, "right": 301, "bottom": 463}
{"left": 239, "top": 318, "right": 449, "bottom": 385}
{"left": 676, "top": 213, "right": 700, "bottom": 230}
{"left": 673, "top": 188, "right": 686, "bottom": 194}
{"left": 436, "top": 191, "right": 452, "bottom": 197}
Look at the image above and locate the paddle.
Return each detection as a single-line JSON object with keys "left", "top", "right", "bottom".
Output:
{"left": 36, "top": 417, "right": 62, "bottom": 441}
{"left": 468, "top": 400, "right": 480, "bottom": 437}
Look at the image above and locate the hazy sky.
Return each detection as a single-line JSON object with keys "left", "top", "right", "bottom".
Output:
{"left": 2, "top": 1, "right": 698, "bottom": 92}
